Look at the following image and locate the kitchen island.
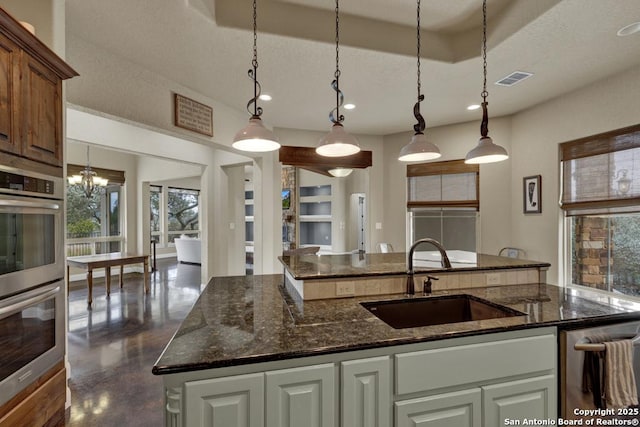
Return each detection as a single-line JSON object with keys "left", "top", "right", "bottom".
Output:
{"left": 153, "top": 270, "right": 640, "bottom": 427}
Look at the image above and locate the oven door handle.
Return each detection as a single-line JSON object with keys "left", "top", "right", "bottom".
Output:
{"left": 0, "top": 284, "right": 60, "bottom": 320}
{"left": 0, "top": 199, "right": 61, "bottom": 210}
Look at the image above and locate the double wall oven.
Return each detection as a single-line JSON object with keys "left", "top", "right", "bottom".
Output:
{"left": 0, "top": 165, "right": 65, "bottom": 407}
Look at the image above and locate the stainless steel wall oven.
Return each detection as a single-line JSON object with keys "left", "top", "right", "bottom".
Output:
{"left": 0, "top": 165, "right": 64, "bottom": 407}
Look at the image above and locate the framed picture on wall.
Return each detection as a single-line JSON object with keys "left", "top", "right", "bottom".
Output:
{"left": 523, "top": 175, "right": 542, "bottom": 214}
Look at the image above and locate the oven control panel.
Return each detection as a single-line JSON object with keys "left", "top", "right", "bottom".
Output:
{"left": 0, "top": 170, "right": 55, "bottom": 195}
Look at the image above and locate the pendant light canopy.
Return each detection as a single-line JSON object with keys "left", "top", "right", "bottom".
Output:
{"left": 232, "top": 0, "right": 280, "bottom": 153}
{"left": 465, "top": 0, "right": 508, "bottom": 165}
{"left": 316, "top": 0, "right": 360, "bottom": 158}
{"left": 398, "top": 0, "right": 441, "bottom": 163}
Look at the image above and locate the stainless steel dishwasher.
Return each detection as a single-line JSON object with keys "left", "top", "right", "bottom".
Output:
{"left": 561, "top": 320, "right": 640, "bottom": 420}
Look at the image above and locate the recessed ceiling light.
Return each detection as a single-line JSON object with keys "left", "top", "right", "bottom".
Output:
{"left": 259, "top": 94, "right": 272, "bottom": 101}
{"left": 617, "top": 22, "right": 640, "bottom": 36}
{"left": 344, "top": 103, "right": 356, "bottom": 110}
{"left": 467, "top": 104, "right": 481, "bottom": 111}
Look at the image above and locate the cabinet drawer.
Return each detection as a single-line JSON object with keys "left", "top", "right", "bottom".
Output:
{"left": 395, "top": 388, "right": 481, "bottom": 427}
{"left": 396, "top": 334, "right": 556, "bottom": 395}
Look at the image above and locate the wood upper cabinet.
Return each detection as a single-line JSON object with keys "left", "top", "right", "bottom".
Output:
{"left": 21, "top": 53, "right": 63, "bottom": 166}
{"left": 0, "top": 8, "right": 78, "bottom": 168}
{"left": 0, "top": 32, "right": 20, "bottom": 155}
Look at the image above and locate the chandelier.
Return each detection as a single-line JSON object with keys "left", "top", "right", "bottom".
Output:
{"left": 68, "top": 146, "right": 108, "bottom": 198}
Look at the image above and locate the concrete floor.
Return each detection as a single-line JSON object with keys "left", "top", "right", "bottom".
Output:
{"left": 65, "top": 258, "right": 202, "bottom": 426}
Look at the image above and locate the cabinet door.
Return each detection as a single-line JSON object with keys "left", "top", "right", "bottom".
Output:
{"left": 184, "top": 373, "right": 264, "bottom": 427}
{"left": 341, "top": 356, "right": 391, "bottom": 427}
{"left": 266, "top": 363, "right": 335, "bottom": 427}
{"left": 21, "top": 54, "right": 63, "bottom": 166}
{"left": 395, "top": 388, "right": 481, "bottom": 427}
{"left": 482, "top": 375, "right": 556, "bottom": 426}
{"left": 0, "top": 32, "right": 20, "bottom": 155}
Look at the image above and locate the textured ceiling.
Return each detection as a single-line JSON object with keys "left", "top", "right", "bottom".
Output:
{"left": 65, "top": 0, "right": 640, "bottom": 135}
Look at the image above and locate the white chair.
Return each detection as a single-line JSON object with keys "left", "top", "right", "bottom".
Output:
{"left": 175, "top": 237, "right": 202, "bottom": 264}
{"left": 378, "top": 243, "right": 394, "bottom": 253}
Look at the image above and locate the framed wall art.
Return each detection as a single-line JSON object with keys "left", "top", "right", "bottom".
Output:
{"left": 523, "top": 175, "right": 542, "bottom": 214}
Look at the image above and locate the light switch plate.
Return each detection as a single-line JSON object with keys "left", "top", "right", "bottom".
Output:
{"left": 375, "top": 222, "right": 382, "bottom": 230}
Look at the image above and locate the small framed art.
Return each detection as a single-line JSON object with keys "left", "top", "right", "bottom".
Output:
{"left": 523, "top": 175, "right": 542, "bottom": 214}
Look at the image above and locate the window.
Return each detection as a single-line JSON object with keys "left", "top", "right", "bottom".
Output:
{"left": 407, "top": 160, "right": 479, "bottom": 251}
{"left": 66, "top": 165, "right": 125, "bottom": 256}
{"left": 150, "top": 185, "right": 162, "bottom": 245}
{"left": 561, "top": 124, "right": 640, "bottom": 297}
{"left": 167, "top": 187, "right": 200, "bottom": 243}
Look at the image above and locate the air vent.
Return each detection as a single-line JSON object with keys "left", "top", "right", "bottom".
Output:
{"left": 495, "top": 71, "right": 533, "bottom": 86}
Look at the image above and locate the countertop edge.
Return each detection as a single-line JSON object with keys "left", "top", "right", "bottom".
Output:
{"left": 152, "top": 310, "right": 639, "bottom": 376}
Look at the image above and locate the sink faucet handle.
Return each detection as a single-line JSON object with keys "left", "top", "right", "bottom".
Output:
{"left": 423, "top": 275, "right": 439, "bottom": 295}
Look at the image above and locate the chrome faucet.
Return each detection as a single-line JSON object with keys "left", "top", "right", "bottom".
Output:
{"left": 406, "top": 238, "right": 452, "bottom": 295}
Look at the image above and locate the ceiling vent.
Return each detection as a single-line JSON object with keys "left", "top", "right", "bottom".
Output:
{"left": 495, "top": 71, "right": 533, "bottom": 86}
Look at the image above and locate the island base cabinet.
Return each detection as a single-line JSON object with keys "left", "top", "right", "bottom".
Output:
{"left": 266, "top": 363, "right": 335, "bottom": 427}
{"left": 182, "top": 373, "right": 264, "bottom": 427}
{"left": 395, "top": 389, "right": 482, "bottom": 427}
{"left": 482, "top": 375, "right": 556, "bottom": 426}
{"left": 341, "top": 356, "right": 391, "bottom": 427}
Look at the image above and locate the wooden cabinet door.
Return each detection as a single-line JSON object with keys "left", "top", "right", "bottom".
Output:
{"left": 395, "top": 389, "right": 481, "bottom": 427}
{"left": 21, "top": 53, "right": 63, "bottom": 166}
{"left": 482, "top": 375, "right": 557, "bottom": 426}
{"left": 184, "top": 373, "right": 264, "bottom": 427}
{"left": 0, "top": 32, "right": 20, "bottom": 155}
{"left": 265, "top": 363, "right": 335, "bottom": 427}
{"left": 341, "top": 356, "right": 391, "bottom": 427}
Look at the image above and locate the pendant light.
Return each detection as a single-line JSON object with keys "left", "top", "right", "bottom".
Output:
{"left": 328, "top": 167, "right": 353, "bottom": 177}
{"left": 398, "top": 0, "right": 441, "bottom": 163}
{"left": 232, "top": 0, "right": 280, "bottom": 153}
{"left": 67, "top": 145, "right": 108, "bottom": 198}
{"left": 465, "top": 0, "right": 508, "bottom": 164}
{"left": 316, "top": 0, "right": 360, "bottom": 158}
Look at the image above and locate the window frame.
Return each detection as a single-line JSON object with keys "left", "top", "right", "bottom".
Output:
{"left": 560, "top": 124, "right": 640, "bottom": 298}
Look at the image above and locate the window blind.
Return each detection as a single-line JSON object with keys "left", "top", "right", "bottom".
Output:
{"left": 560, "top": 124, "right": 640, "bottom": 215}
{"left": 407, "top": 159, "right": 479, "bottom": 209}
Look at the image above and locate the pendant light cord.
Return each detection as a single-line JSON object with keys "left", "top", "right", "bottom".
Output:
{"left": 480, "top": 0, "right": 489, "bottom": 137}
{"left": 246, "top": 0, "right": 263, "bottom": 118}
{"left": 413, "top": 0, "right": 426, "bottom": 134}
{"left": 329, "top": 0, "right": 345, "bottom": 125}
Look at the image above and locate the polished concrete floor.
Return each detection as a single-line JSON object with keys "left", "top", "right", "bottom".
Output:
{"left": 65, "top": 258, "right": 202, "bottom": 427}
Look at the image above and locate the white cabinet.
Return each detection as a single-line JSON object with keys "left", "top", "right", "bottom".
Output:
{"left": 395, "top": 389, "right": 481, "bottom": 427}
{"left": 482, "top": 375, "right": 557, "bottom": 426}
{"left": 162, "top": 328, "right": 557, "bottom": 427}
{"left": 341, "top": 356, "right": 391, "bottom": 427}
{"left": 265, "top": 363, "right": 335, "bottom": 427}
{"left": 184, "top": 373, "right": 264, "bottom": 427}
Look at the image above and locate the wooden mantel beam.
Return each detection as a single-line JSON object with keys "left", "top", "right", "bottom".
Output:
{"left": 278, "top": 146, "right": 373, "bottom": 169}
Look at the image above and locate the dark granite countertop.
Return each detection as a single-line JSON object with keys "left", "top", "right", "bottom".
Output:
{"left": 280, "top": 252, "right": 551, "bottom": 280}
{"left": 153, "top": 274, "right": 640, "bottom": 375}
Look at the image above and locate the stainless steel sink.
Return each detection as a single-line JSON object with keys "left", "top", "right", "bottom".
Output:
{"left": 360, "top": 294, "right": 526, "bottom": 329}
